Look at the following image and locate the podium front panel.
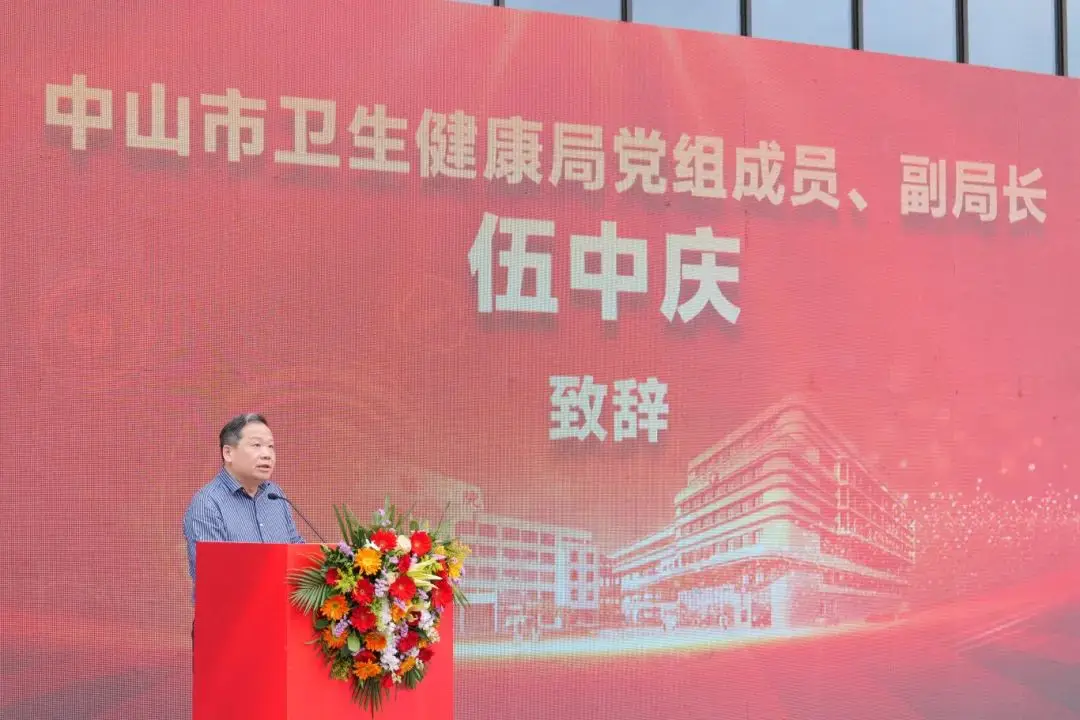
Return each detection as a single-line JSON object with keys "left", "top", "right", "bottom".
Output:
{"left": 194, "top": 542, "right": 453, "bottom": 720}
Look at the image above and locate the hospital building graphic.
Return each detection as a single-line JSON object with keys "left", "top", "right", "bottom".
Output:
{"left": 391, "top": 469, "right": 604, "bottom": 639}
{"left": 409, "top": 394, "right": 914, "bottom": 639}
{"left": 612, "top": 395, "right": 916, "bottom": 631}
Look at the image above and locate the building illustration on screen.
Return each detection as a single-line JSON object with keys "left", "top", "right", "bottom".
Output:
{"left": 404, "top": 394, "right": 914, "bottom": 645}
{"left": 389, "top": 470, "right": 602, "bottom": 639}
{"left": 611, "top": 395, "right": 916, "bottom": 632}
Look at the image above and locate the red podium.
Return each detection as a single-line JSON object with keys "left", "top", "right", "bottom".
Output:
{"left": 193, "top": 542, "right": 454, "bottom": 720}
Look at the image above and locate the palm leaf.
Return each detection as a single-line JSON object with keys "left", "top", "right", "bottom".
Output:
{"left": 333, "top": 505, "right": 347, "bottom": 540}
{"left": 343, "top": 505, "right": 364, "bottom": 545}
{"left": 333, "top": 505, "right": 357, "bottom": 545}
{"left": 431, "top": 500, "right": 452, "bottom": 538}
{"left": 288, "top": 566, "right": 331, "bottom": 614}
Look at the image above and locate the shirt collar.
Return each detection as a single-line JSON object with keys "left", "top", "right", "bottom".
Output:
{"left": 215, "top": 467, "right": 268, "bottom": 496}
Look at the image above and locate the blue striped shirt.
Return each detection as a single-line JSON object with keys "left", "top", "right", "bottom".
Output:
{"left": 183, "top": 468, "right": 304, "bottom": 597}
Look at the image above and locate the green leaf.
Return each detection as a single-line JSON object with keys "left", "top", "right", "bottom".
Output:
{"left": 333, "top": 505, "right": 347, "bottom": 540}
{"left": 402, "top": 665, "right": 424, "bottom": 689}
{"left": 432, "top": 500, "right": 452, "bottom": 537}
{"left": 352, "top": 677, "right": 386, "bottom": 715}
{"left": 287, "top": 567, "right": 332, "bottom": 615}
{"left": 346, "top": 632, "right": 361, "bottom": 653}
{"left": 314, "top": 618, "right": 329, "bottom": 630}
{"left": 330, "top": 657, "right": 352, "bottom": 680}
{"left": 343, "top": 505, "right": 363, "bottom": 545}
{"left": 334, "top": 504, "right": 359, "bottom": 546}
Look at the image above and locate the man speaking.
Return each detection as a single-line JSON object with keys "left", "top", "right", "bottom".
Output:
{"left": 183, "top": 413, "right": 305, "bottom": 604}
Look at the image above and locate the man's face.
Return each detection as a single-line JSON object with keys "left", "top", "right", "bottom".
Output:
{"left": 222, "top": 422, "right": 275, "bottom": 486}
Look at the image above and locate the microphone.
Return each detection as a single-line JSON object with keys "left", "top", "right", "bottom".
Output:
{"left": 267, "top": 492, "right": 327, "bottom": 543}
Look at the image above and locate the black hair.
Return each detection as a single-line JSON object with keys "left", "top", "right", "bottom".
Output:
{"left": 219, "top": 413, "right": 269, "bottom": 459}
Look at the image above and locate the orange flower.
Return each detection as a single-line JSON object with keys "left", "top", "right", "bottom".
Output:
{"left": 322, "top": 626, "right": 347, "bottom": 649}
{"left": 354, "top": 547, "right": 382, "bottom": 575}
{"left": 391, "top": 604, "right": 407, "bottom": 622}
{"left": 399, "top": 656, "right": 417, "bottom": 675}
{"left": 364, "top": 632, "right": 387, "bottom": 651}
{"left": 320, "top": 595, "right": 349, "bottom": 621}
{"left": 353, "top": 660, "right": 381, "bottom": 680}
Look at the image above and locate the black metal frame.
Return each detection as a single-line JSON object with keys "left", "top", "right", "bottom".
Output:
{"left": 1057, "top": 0, "right": 1068, "bottom": 75}
{"left": 955, "top": 0, "right": 968, "bottom": 63}
{"left": 497, "top": 0, "right": 1072, "bottom": 77}
{"left": 851, "top": 0, "right": 863, "bottom": 50}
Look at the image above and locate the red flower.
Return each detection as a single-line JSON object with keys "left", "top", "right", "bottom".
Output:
{"left": 418, "top": 647, "right": 434, "bottom": 662}
{"left": 352, "top": 578, "right": 375, "bottom": 605}
{"left": 381, "top": 674, "right": 394, "bottom": 689}
{"left": 325, "top": 568, "right": 340, "bottom": 586}
{"left": 432, "top": 580, "right": 453, "bottom": 609}
{"left": 350, "top": 606, "right": 376, "bottom": 632}
{"left": 397, "top": 631, "right": 420, "bottom": 653}
{"left": 357, "top": 649, "right": 376, "bottom": 663}
{"left": 410, "top": 531, "right": 433, "bottom": 556}
{"left": 390, "top": 575, "right": 417, "bottom": 602}
{"left": 370, "top": 529, "right": 398, "bottom": 553}
{"left": 397, "top": 554, "right": 412, "bottom": 573}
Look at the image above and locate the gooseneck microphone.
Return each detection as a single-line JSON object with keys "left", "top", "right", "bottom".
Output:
{"left": 267, "top": 492, "right": 327, "bottom": 543}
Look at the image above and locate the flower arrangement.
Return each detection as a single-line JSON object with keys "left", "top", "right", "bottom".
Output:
{"left": 288, "top": 504, "right": 469, "bottom": 712}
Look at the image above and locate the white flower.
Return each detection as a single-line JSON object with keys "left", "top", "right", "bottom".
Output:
{"left": 380, "top": 648, "right": 401, "bottom": 673}
{"left": 396, "top": 534, "right": 412, "bottom": 553}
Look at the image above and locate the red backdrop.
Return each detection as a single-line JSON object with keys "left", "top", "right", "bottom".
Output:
{"left": 2, "top": 0, "right": 1079, "bottom": 718}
